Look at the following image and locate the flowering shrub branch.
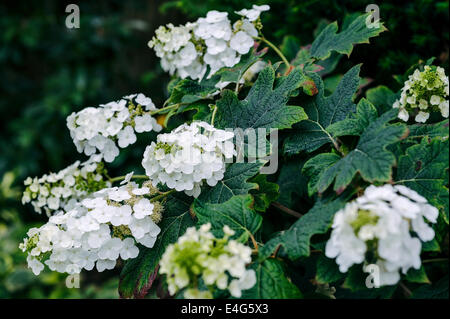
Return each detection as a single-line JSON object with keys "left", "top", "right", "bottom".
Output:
{"left": 20, "top": 5, "right": 449, "bottom": 299}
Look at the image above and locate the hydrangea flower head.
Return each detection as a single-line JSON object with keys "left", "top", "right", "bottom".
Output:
{"left": 148, "top": 5, "right": 270, "bottom": 81}
{"left": 142, "top": 121, "right": 235, "bottom": 197}
{"left": 20, "top": 181, "right": 162, "bottom": 276}
{"left": 22, "top": 159, "right": 109, "bottom": 215}
{"left": 325, "top": 184, "right": 438, "bottom": 286}
{"left": 159, "top": 223, "right": 256, "bottom": 298}
{"left": 393, "top": 65, "right": 449, "bottom": 123}
{"left": 67, "top": 93, "right": 162, "bottom": 163}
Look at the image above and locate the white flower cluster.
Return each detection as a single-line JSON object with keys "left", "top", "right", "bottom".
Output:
{"left": 142, "top": 121, "right": 235, "bottom": 198}
{"left": 22, "top": 159, "right": 109, "bottom": 215}
{"left": 325, "top": 184, "right": 438, "bottom": 286}
{"left": 67, "top": 93, "right": 162, "bottom": 163}
{"left": 159, "top": 223, "right": 256, "bottom": 299}
{"left": 20, "top": 181, "right": 162, "bottom": 276}
{"left": 148, "top": 5, "right": 270, "bottom": 80}
{"left": 394, "top": 65, "right": 449, "bottom": 123}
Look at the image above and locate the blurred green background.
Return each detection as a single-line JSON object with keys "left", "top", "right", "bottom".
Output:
{"left": 1, "top": 0, "right": 448, "bottom": 298}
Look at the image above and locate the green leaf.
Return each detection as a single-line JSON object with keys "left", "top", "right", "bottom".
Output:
{"left": 365, "top": 85, "right": 396, "bottom": 115}
{"left": 181, "top": 101, "right": 211, "bottom": 122}
{"left": 327, "top": 98, "right": 378, "bottom": 137}
{"left": 303, "top": 153, "right": 340, "bottom": 196}
{"left": 405, "top": 266, "right": 430, "bottom": 284}
{"left": 310, "top": 13, "right": 386, "bottom": 60}
{"left": 280, "top": 35, "right": 301, "bottom": 62}
{"left": 276, "top": 160, "right": 309, "bottom": 207}
{"left": 411, "top": 275, "right": 449, "bottom": 299}
{"left": 193, "top": 194, "right": 262, "bottom": 242}
{"left": 167, "top": 74, "right": 219, "bottom": 106}
{"left": 241, "top": 259, "right": 302, "bottom": 299}
{"left": 198, "top": 161, "right": 264, "bottom": 204}
{"left": 316, "top": 254, "right": 345, "bottom": 284}
{"left": 259, "top": 198, "right": 345, "bottom": 260}
{"left": 303, "top": 109, "right": 407, "bottom": 194}
{"left": 214, "top": 66, "right": 308, "bottom": 131}
{"left": 396, "top": 137, "right": 449, "bottom": 223}
{"left": 249, "top": 174, "right": 279, "bottom": 212}
{"left": 407, "top": 119, "right": 449, "bottom": 141}
{"left": 215, "top": 46, "right": 268, "bottom": 84}
{"left": 422, "top": 238, "right": 440, "bottom": 252}
{"left": 119, "top": 193, "right": 195, "bottom": 298}
{"left": 283, "top": 65, "right": 360, "bottom": 155}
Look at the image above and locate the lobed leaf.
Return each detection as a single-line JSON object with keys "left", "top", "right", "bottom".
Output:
{"left": 283, "top": 65, "right": 360, "bottom": 155}
{"left": 396, "top": 137, "right": 449, "bottom": 223}
{"left": 310, "top": 13, "right": 386, "bottom": 60}
{"left": 214, "top": 65, "right": 309, "bottom": 131}
{"left": 259, "top": 198, "right": 345, "bottom": 260}
{"left": 303, "top": 109, "right": 407, "bottom": 194}
{"left": 193, "top": 194, "right": 262, "bottom": 242}
{"left": 198, "top": 161, "right": 264, "bottom": 204}
{"left": 241, "top": 259, "right": 302, "bottom": 299}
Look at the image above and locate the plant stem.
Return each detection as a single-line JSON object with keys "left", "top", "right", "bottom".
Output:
{"left": 210, "top": 104, "right": 218, "bottom": 126}
{"left": 399, "top": 282, "right": 412, "bottom": 298}
{"left": 150, "top": 103, "right": 182, "bottom": 116}
{"left": 248, "top": 232, "right": 258, "bottom": 253}
{"left": 254, "top": 36, "right": 290, "bottom": 68}
{"left": 109, "top": 175, "right": 149, "bottom": 183}
{"left": 422, "top": 258, "right": 448, "bottom": 264}
{"left": 271, "top": 202, "right": 303, "bottom": 218}
{"left": 150, "top": 189, "right": 175, "bottom": 202}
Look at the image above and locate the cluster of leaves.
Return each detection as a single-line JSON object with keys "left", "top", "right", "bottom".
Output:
{"left": 119, "top": 13, "right": 449, "bottom": 299}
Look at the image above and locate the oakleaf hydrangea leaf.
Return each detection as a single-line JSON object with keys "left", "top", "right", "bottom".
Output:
{"left": 303, "top": 153, "right": 340, "bottom": 196}
{"left": 276, "top": 160, "right": 309, "bottom": 207}
{"left": 327, "top": 98, "right": 378, "bottom": 137}
{"left": 214, "top": 65, "right": 308, "bottom": 130}
{"left": 303, "top": 109, "right": 408, "bottom": 194}
{"left": 259, "top": 198, "right": 345, "bottom": 260}
{"left": 407, "top": 119, "right": 449, "bottom": 141}
{"left": 315, "top": 254, "right": 345, "bottom": 284}
{"left": 396, "top": 137, "right": 449, "bottom": 223}
{"left": 405, "top": 266, "right": 430, "bottom": 284}
{"left": 194, "top": 194, "right": 262, "bottom": 242}
{"left": 284, "top": 65, "right": 361, "bottom": 155}
{"left": 365, "top": 85, "right": 397, "bottom": 115}
{"left": 241, "top": 259, "right": 302, "bottom": 299}
{"left": 411, "top": 275, "right": 449, "bottom": 299}
{"left": 310, "top": 13, "right": 386, "bottom": 60}
{"left": 167, "top": 73, "right": 219, "bottom": 106}
{"left": 198, "top": 161, "right": 264, "bottom": 204}
{"left": 249, "top": 174, "right": 280, "bottom": 212}
{"left": 119, "top": 193, "right": 195, "bottom": 298}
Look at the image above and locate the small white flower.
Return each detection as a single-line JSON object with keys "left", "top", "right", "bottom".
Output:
{"left": 120, "top": 238, "right": 140, "bottom": 260}
{"left": 230, "top": 31, "right": 254, "bottom": 55}
{"left": 415, "top": 111, "right": 430, "bottom": 123}
{"left": 110, "top": 205, "right": 132, "bottom": 226}
{"left": 117, "top": 126, "right": 137, "bottom": 148}
{"left": 133, "top": 198, "right": 154, "bottom": 219}
{"left": 96, "top": 259, "right": 116, "bottom": 272}
{"left": 120, "top": 172, "right": 134, "bottom": 185}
